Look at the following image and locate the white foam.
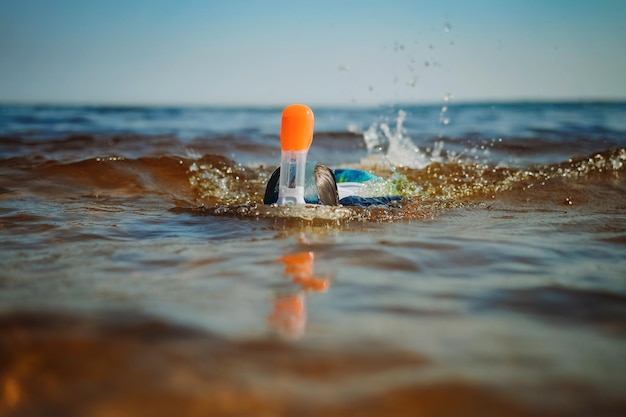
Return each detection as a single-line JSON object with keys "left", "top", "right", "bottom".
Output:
{"left": 362, "top": 110, "right": 431, "bottom": 169}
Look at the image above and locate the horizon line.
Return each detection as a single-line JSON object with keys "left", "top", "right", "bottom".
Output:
{"left": 1, "top": 96, "right": 625, "bottom": 109}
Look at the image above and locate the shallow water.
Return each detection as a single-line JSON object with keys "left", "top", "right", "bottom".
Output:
{"left": 1, "top": 102, "right": 626, "bottom": 416}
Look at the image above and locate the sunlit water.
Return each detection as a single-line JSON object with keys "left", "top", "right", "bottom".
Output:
{"left": 1, "top": 102, "right": 626, "bottom": 416}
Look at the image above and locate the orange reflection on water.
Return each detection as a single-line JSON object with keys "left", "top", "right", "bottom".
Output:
{"left": 279, "top": 251, "right": 329, "bottom": 292}
{"left": 2, "top": 377, "right": 21, "bottom": 411}
{"left": 268, "top": 246, "right": 329, "bottom": 339}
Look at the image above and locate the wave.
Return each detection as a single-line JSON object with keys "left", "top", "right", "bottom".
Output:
{"left": 2, "top": 145, "right": 624, "bottom": 223}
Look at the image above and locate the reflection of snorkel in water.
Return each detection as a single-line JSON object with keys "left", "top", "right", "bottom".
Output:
{"left": 264, "top": 104, "right": 403, "bottom": 207}
{"left": 268, "top": 247, "right": 329, "bottom": 339}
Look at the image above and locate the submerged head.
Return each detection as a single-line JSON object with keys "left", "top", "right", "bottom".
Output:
{"left": 264, "top": 162, "right": 339, "bottom": 206}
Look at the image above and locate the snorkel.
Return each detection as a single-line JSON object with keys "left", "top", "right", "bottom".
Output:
{"left": 276, "top": 104, "right": 314, "bottom": 206}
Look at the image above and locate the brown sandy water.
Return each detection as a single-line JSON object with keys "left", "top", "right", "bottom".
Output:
{"left": 1, "top": 103, "right": 626, "bottom": 416}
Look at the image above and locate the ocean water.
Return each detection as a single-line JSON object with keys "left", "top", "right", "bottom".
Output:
{"left": 1, "top": 102, "right": 625, "bottom": 416}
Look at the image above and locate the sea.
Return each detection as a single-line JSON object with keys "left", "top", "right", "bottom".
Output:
{"left": 1, "top": 101, "right": 625, "bottom": 416}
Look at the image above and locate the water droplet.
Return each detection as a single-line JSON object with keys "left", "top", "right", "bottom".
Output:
{"left": 393, "top": 42, "right": 405, "bottom": 52}
{"left": 444, "top": 22, "right": 452, "bottom": 32}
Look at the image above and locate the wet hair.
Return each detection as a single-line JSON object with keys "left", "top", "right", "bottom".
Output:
{"left": 313, "top": 164, "right": 339, "bottom": 205}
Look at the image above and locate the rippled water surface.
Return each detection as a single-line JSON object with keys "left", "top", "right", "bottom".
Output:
{"left": 1, "top": 102, "right": 626, "bottom": 416}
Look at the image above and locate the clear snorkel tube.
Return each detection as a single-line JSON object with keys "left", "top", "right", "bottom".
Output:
{"left": 277, "top": 104, "right": 314, "bottom": 206}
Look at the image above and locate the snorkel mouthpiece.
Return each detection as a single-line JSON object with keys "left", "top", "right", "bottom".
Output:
{"left": 277, "top": 104, "right": 314, "bottom": 206}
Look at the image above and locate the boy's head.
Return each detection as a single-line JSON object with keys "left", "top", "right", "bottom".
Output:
{"left": 263, "top": 162, "right": 339, "bottom": 205}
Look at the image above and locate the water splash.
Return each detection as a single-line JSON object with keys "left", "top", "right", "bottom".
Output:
{"left": 439, "top": 93, "right": 453, "bottom": 127}
{"left": 350, "top": 173, "right": 420, "bottom": 200}
{"left": 362, "top": 110, "right": 430, "bottom": 169}
{"left": 187, "top": 156, "right": 263, "bottom": 205}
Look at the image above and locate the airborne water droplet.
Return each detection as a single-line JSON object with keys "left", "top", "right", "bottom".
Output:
{"left": 444, "top": 22, "right": 452, "bottom": 32}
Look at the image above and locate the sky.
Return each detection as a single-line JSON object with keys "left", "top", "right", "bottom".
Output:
{"left": 1, "top": 0, "right": 625, "bottom": 106}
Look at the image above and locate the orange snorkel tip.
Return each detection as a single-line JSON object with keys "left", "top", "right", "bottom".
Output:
{"left": 280, "top": 104, "right": 314, "bottom": 152}
{"left": 276, "top": 104, "right": 315, "bottom": 206}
